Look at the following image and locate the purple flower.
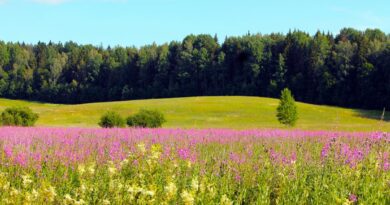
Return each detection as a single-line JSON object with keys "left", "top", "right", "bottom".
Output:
{"left": 349, "top": 194, "right": 357, "bottom": 203}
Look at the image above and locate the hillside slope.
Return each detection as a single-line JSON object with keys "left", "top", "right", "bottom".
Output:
{"left": 0, "top": 96, "right": 388, "bottom": 131}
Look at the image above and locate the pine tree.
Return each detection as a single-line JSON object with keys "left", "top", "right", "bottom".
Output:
{"left": 276, "top": 88, "right": 298, "bottom": 126}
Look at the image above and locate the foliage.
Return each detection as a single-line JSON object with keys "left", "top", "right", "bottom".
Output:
{"left": 0, "top": 127, "right": 388, "bottom": 204}
{"left": 98, "top": 111, "right": 125, "bottom": 128}
{"left": 0, "top": 28, "right": 389, "bottom": 109}
{"left": 0, "top": 106, "right": 38, "bottom": 126}
{"left": 127, "top": 109, "right": 166, "bottom": 128}
{"left": 276, "top": 88, "right": 298, "bottom": 126}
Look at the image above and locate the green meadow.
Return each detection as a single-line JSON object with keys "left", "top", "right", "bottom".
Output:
{"left": 0, "top": 96, "right": 388, "bottom": 131}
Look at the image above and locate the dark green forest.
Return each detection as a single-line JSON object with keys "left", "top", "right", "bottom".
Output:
{"left": 0, "top": 28, "right": 389, "bottom": 109}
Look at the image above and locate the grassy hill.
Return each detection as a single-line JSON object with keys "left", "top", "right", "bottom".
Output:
{"left": 0, "top": 96, "right": 389, "bottom": 131}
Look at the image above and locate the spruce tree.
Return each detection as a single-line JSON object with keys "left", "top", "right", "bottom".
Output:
{"left": 276, "top": 88, "right": 298, "bottom": 126}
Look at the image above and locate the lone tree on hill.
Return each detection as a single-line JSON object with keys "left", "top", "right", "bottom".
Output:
{"left": 276, "top": 88, "right": 298, "bottom": 126}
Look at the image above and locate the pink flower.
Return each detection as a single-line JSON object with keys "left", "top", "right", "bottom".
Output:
{"left": 349, "top": 194, "right": 357, "bottom": 203}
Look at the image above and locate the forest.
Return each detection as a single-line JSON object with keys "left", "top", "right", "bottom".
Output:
{"left": 0, "top": 28, "right": 389, "bottom": 109}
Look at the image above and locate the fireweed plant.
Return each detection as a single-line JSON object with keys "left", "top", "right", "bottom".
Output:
{"left": 0, "top": 127, "right": 388, "bottom": 204}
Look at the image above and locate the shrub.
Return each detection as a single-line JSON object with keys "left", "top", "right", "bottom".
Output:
{"left": 0, "top": 107, "right": 39, "bottom": 126}
{"left": 98, "top": 111, "right": 125, "bottom": 128}
{"left": 126, "top": 109, "right": 166, "bottom": 128}
{"left": 276, "top": 88, "right": 298, "bottom": 126}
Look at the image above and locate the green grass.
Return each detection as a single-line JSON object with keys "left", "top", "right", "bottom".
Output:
{"left": 0, "top": 96, "right": 389, "bottom": 131}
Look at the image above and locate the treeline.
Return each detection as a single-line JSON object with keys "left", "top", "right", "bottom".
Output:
{"left": 0, "top": 28, "right": 389, "bottom": 109}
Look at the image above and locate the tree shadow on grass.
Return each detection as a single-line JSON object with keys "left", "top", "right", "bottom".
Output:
{"left": 353, "top": 108, "right": 390, "bottom": 122}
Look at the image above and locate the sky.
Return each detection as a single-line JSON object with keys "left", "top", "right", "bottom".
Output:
{"left": 0, "top": 0, "right": 389, "bottom": 47}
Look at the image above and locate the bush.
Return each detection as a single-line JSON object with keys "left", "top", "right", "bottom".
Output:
{"left": 0, "top": 107, "right": 39, "bottom": 127}
{"left": 127, "top": 109, "right": 166, "bottom": 128}
{"left": 98, "top": 111, "right": 125, "bottom": 128}
{"left": 276, "top": 88, "right": 298, "bottom": 126}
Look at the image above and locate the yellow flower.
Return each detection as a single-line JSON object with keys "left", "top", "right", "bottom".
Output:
{"left": 220, "top": 194, "right": 233, "bottom": 205}
{"left": 191, "top": 177, "right": 199, "bottom": 192}
{"left": 63, "top": 194, "right": 74, "bottom": 204}
{"left": 88, "top": 164, "right": 96, "bottom": 175}
{"left": 2, "top": 182, "right": 10, "bottom": 191}
{"left": 137, "top": 143, "right": 146, "bottom": 153}
{"left": 164, "top": 182, "right": 177, "bottom": 199}
{"left": 207, "top": 184, "right": 216, "bottom": 198}
{"left": 181, "top": 190, "right": 194, "bottom": 205}
{"left": 42, "top": 185, "right": 56, "bottom": 202}
{"left": 78, "top": 164, "right": 86, "bottom": 175}
{"left": 102, "top": 199, "right": 111, "bottom": 205}
{"left": 120, "top": 159, "right": 129, "bottom": 167}
{"left": 25, "top": 190, "right": 38, "bottom": 202}
{"left": 143, "top": 190, "right": 155, "bottom": 197}
{"left": 108, "top": 166, "right": 117, "bottom": 175}
{"left": 75, "top": 199, "right": 86, "bottom": 205}
{"left": 31, "top": 189, "right": 39, "bottom": 199}
{"left": 22, "top": 174, "right": 33, "bottom": 188}
{"left": 10, "top": 188, "right": 20, "bottom": 197}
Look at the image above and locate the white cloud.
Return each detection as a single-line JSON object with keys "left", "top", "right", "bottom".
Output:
{"left": 0, "top": 0, "right": 7, "bottom": 5}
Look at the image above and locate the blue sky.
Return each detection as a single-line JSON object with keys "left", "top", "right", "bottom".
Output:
{"left": 0, "top": 0, "right": 389, "bottom": 47}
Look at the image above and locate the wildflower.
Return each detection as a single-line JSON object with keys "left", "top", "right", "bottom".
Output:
{"left": 349, "top": 194, "right": 357, "bottom": 203}
{"left": 146, "top": 159, "right": 152, "bottom": 166}
{"left": 220, "top": 194, "right": 233, "bottom": 205}
{"left": 120, "top": 159, "right": 129, "bottom": 167}
{"left": 207, "top": 184, "right": 216, "bottom": 198}
{"left": 2, "top": 182, "right": 10, "bottom": 190}
{"left": 10, "top": 188, "right": 20, "bottom": 197}
{"left": 42, "top": 185, "right": 57, "bottom": 202}
{"left": 75, "top": 199, "right": 86, "bottom": 205}
{"left": 80, "top": 184, "right": 87, "bottom": 194}
{"left": 22, "top": 174, "right": 33, "bottom": 188}
{"left": 137, "top": 143, "right": 147, "bottom": 153}
{"left": 102, "top": 199, "right": 111, "bottom": 205}
{"left": 108, "top": 165, "right": 117, "bottom": 176}
{"left": 88, "top": 164, "right": 96, "bottom": 175}
{"left": 181, "top": 190, "right": 194, "bottom": 205}
{"left": 24, "top": 189, "right": 38, "bottom": 202}
{"left": 191, "top": 177, "right": 199, "bottom": 191}
{"left": 164, "top": 182, "right": 177, "bottom": 199}
{"left": 78, "top": 164, "right": 86, "bottom": 175}
{"left": 150, "top": 144, "right": 162, "bottom": 159}
{"left": 143, "top": 190, "right": 155, "bottom": 197}
{"left": 235, "top": 174, "right": 241, "bottom": 182}
{"left": 321, "top": 143, "right": 331, "bottom": 159}
{"left": 31, "top": 189, "right": 39, "bottom": 199}
{"left": 150, "top": 151, "right": 161, "bottom": 160}
{"left": 64, "top": 194, "right": 74, "bottom": 204}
